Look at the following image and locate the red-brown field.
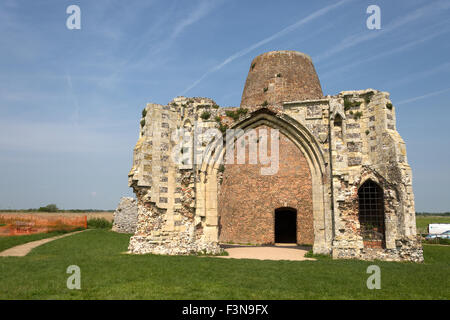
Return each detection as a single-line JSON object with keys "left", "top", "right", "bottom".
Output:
{"left": 0, "top": 211, "right": 114, "bottom": 236}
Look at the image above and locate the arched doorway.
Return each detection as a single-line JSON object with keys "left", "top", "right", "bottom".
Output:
{"left": 358, "top": 180, "right": 385, "bottom": 248}
{"left": 275, "top": 207, "right": 297, "bottom": 243}
{"left": 217, "top": 125, "right": 313, "bottom": 245}
{"left": 197, "top": 111, "right": 331, "bottom": 254}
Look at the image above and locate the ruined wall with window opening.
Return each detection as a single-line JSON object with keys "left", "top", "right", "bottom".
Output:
{"left": 127, "top": 50, "right": 423, "bottom": 262}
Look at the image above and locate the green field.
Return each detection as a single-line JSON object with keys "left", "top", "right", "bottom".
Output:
{"left": 0, "top": 230, "right": 449, "bottom": 299}
{"left": 416, "top": 215, "right": 450, "bottom": 233}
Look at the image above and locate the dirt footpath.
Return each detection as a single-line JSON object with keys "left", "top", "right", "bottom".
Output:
{"left": 218, "top": 244, "right": 316, "bottom": 261}
{"left": 0, "top": 230, "right": 87, "bottom": 257}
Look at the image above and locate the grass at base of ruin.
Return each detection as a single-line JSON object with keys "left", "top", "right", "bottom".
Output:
{"left": 0, "top": 230, "right": 448, "bottom": 299}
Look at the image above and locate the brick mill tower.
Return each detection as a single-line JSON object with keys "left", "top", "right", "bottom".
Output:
{"left": 240, "top": 51, "right": 323, "bottom": 107}
{"left": 127, "top": 50, "right": 424, "bottom": 262}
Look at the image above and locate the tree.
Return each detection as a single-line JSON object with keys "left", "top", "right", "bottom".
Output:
{"left": 38, "top": 204, "right": 58, "bottom": 212}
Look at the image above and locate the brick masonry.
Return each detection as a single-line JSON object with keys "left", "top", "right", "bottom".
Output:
{"left": 218, "top": 126, "right": 313, "bottom": 245}
{"left": 127, "top": 50, "right": 423, "bottom": 262}
{"left": 240, "top": 51, "right": 323, "bottom": 107}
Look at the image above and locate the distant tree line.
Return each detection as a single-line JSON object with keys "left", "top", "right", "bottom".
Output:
{"left": 35, "top": 204, "right": 58, "bottom": 212}
{"left": 416, "top": 212, "right": 450, "bottom": 216}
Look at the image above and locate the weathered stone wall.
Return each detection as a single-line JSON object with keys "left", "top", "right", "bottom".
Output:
{"left": 218, "top": 125, "right": 314, "bottom": 245}
{"left": 127, "top": 50, "right": 422, "bottom": 262}
{"left": 328, "top": 90, "right": 422, "bottom": 262}
{"left": 128, "top": 97, "right": 225, "bottom": 255}
{"left": 112, "top": 197, "right": 138, "bottom": 234}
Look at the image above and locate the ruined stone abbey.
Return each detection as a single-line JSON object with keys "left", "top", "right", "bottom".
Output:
{"left": 127, "top": 50, "right": 423, "bottom": 262}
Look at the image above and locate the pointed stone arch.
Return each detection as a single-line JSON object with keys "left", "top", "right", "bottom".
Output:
{"left": 196, "top": 109, "right": 332, "bottom": 254}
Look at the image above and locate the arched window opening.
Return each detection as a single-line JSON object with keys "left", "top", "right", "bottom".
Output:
{"left": 333, "top": 114, "right": 343, "bottom": 139}
{"left": 358, "top": 180, "right": 385, "bottom": 248}
{"left": 333, "top": 114, "right": 343, "bottom": 127}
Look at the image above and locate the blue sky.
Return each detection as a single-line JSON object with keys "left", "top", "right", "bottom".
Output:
{"left": 0, "top": 0, "right": 449, "bottom": 211}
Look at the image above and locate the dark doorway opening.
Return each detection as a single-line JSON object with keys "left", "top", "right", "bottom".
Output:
{"left": 274, "top": 208, "right": 297, "bottom": 243}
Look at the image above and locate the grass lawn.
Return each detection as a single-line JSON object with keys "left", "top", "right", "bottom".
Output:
{"left": 0, "top": 230, "right": 448, "bottom": 299}
{"left": 416, "top": 215, "right": 450, "bottom": 232}
{"left": 0, "top": 230, "right": 82, "bottom": 253}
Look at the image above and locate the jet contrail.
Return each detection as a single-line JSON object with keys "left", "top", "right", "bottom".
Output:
{"left": 180, "top": 0, "right": 354, "bottom": 95}
{"left": 396, "top": 87, "right": 450, "bottom": 105}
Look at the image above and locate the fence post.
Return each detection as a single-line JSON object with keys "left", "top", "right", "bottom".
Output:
{"left": 84, "top": 215, "right": 87, "bottom": 229}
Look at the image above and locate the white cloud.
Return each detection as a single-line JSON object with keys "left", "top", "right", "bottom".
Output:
{"left": 396, "top": 87, "right": 450, "bottom": 105}
{"left": 180, "top": 0, "right": 355, "bottom": 95}
{"left": 0, "top": 120, "right": 134, "bottom": 154}
{"left": 65, "top": 73, "right": 81, "bottom": 124}
{"left": 315, "top": 0, "right": 450, "bottom": 63}
{"left": 385, "top": 62, "right": 450, "bottom": 88}
{"left": 171, "top": 1, "right": 217, "bottom": 39}
{"left": 97, "top": 0, "right": 222, "bottom": 89}
{"left": 320, "top": 26, "right": 450, "bottom": 79}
